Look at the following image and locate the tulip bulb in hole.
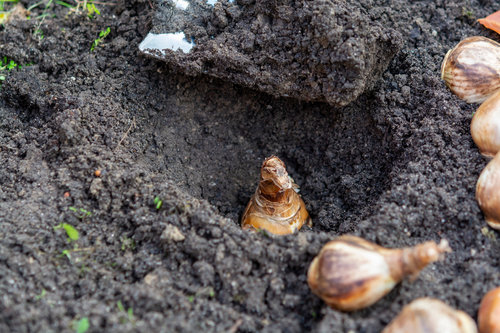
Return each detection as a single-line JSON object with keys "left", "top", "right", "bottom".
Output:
{"left": 241, "top": 156, "right": 311, "bottom": 235}
{"left": 441, "top": 36, "right": 500, "bottom": 103}
{"left": 476, "top": 153, "right": 500, "bottom": 230}
{"left": 478, "top": 286, "right": 500, "bottom": 333}
{"left": 383, "top": 298, "right": 477, "bottom": 333}
{"left": 307, "top": 235, "right": 451, "bottom": 311}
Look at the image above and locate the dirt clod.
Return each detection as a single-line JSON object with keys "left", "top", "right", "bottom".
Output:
{"left": 141, "top": 0, "right": 402, "bottom": 107}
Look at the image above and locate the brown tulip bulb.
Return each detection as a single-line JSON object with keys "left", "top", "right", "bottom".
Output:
{"left": 476, "top": 153, "right": 500, "bottom": 230}
{"left": 478, "top": 287, "right": 500, "bottom": 333}
{"left": 383, "top": 298, "right": 477, "bottom": 333}
{"left": 307, "top": 236, "right": 451, "bottom": 311}
{"left": 241, "top": 156, "right": 311, "bottom": 235}
{"left": 471, "top": 89, "right": 500, "bottom": 157}
{"left": 441, "top": 36, "right": 500, "bottom": 103}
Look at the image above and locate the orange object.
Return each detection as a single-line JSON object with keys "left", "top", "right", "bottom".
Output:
{"left": 479, "top": 10, "right": 500, "bottom": 34}
{"left": 478, "top": 286, "right": 500, "bottom": 333}
{"left": 63, "top": 192, "right": 70, "bottom": 198}
{"left": 94, "top": 169, "right": 101, "bottom": 177}
{"left": 241, "top": 156, "right": 311, "bottom": 235}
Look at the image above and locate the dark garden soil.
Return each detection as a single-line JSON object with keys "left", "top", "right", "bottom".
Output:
{"left": 1, "top": 0, "right": 499, "bottom": 332}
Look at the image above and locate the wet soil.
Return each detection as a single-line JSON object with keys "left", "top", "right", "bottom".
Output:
{"left": 0, "top": 0, "right": 499, "bottom": 332}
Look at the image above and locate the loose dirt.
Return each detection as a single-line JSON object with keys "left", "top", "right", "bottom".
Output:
{"left": 0, "top": 0, "right": 499, "bottom": 332}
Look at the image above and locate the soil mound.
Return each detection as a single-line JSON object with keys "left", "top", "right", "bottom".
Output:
{"left": 140, "top": 0, "right": 401, "bottom": 107}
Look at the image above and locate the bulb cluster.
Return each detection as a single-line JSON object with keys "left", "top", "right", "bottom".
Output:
{"left": 438, "top": 34, "right": 500, "bottom": 333}
{"left": 305, "top": 235, "right": 498, "bottom": 332}
{"left": 244, "top": 39, "right": 500, "bottom": 328}
{"left": 441, "top": 36, "right": 500, "bottom": 231}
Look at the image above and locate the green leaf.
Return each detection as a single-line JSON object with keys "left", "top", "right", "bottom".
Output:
{"left": 27, "top": 0, "right": 45, "bottom": 11}
{"left": 69, "top": 206, "right": 91, "bottom": 219}
{"left": 154, "top": 196, "right": 162, "bottom": 210}
{"left": 127, "top": 307, "right": 134, "bottom": 320}
{"left": 76, "top": 317, "right": 89, "bottom": 333}
{"left": 35, "top": 288, "right": 46, "bottom": 301}
{"left": 86, "top": 3, "right": 100, "bottom": 18}
{"left": 62, "top": 223, "right": 79, "bottom": 241}
{"left": 55, "top": 0, "right": 74, "bottom": 8}
{"left": 117, "top": 300, "right": 125, "bottom": 312}
{"left": 100, "top": 27, "right": 110, "bottom": 38}
{"left": 61, "top": 249, "right": 71, "bottom": 259}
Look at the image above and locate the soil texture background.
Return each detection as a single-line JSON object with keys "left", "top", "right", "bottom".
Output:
{"left": 0, "top": 0, "right": 499, "bottom": 332}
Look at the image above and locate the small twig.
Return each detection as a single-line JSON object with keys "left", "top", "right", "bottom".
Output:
{"left": 228, "top": 319, "right": 243, "bottom": 333}
{"left": 114, "top": 116, "right": 136, "bottom": 151}
{"left": 68, "top": 246, "right": 95, "bottom": 253}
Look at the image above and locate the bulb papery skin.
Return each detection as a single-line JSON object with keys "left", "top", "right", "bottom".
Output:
{"left": 476, "top": 153, "right": 500, "bottom": 230}
{"left": 307, "top": 237, "right": 395, "bottom": 311}
{"left": 306, "top": 236, "right": 450, "bottom": 311}
{"left": 241, "top": 156, "right": 311, "bottom": 235}
{"left": 478, "top": 287, "right": 500, "bottom": 333}
{"left": 382, "top": 298, "right": 478, "bottom": 333}
{"left": 471, "top": 89, "right": 500, "bottom": 157}
{"left": 441, "top": 36, "right": 500, "bottom": 104}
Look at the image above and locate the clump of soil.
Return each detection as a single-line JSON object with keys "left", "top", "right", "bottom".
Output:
{"left": 0, "top": 0, "right": 499, "bottom": 332}
{"left": 142, "top": 0, "right": 402, "bottom": 107}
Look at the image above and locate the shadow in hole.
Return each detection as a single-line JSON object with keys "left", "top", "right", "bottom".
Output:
{"left": 138, "top": 71, "right": 397, "bottom": 234}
